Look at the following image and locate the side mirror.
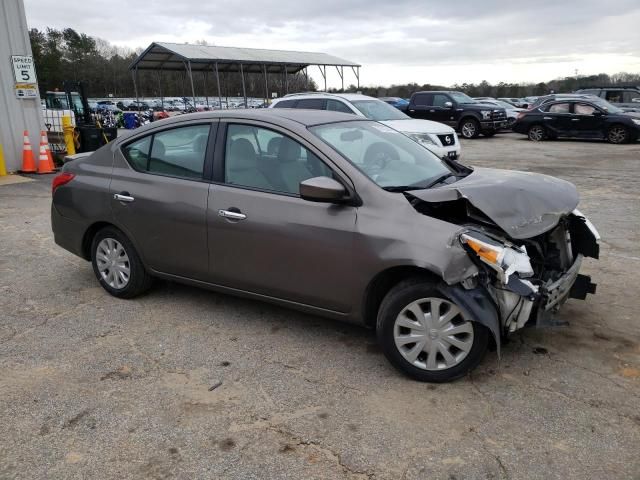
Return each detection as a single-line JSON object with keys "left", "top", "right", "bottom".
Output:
{"left": 300, "top": 176, "right": 347, "bottom": 203}
{"left": 632, "top": 98, "right": 640, "bottom": 103}
{"left": 592, "top": 110, "right": 604, "bottom": 116}
{"left": 444, "top": 101, "right": 453, "bottom": 109}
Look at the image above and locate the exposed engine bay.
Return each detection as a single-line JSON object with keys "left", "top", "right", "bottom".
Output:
{"left": 406, "top": 176, "right": 600, "bottom": 337}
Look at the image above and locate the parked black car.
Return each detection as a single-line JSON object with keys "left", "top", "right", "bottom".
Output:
{"left": 405, "top": 91, "right": 508, "bottom": 139}
{"left": 574, "top": 86, "right": 640, "bottom": 112}
{"left": 513, "top": 97, "right": 640, "bottom": 144}
{"left": 127, "top": 101, "right": 151, "bottom": 111}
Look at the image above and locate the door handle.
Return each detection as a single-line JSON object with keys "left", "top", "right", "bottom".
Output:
{"left": 409, "top": 109, "right": 415, "bottom": 112}
{"left": 429, "top": 109, "right": 435, "bottom": 112}
{"left": 218, "top": 209, "right": 247, "bottom": 221}
{"left": 571, "top": 118, "right": 580, "bottom": 121}
{"left": 543, "top": 117, "right": 553, "bottom": 120}
{"left": 113, "top": 193, "right": 135, "bottom": 203}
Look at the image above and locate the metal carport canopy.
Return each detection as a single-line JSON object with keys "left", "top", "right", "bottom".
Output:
{"left": 129, "top": 42, "right": 360, "bottom": 74}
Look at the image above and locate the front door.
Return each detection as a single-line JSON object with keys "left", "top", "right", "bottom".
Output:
{"left": 429, "top": 93, "right": 456, "bottom": 127}
{"left": 571, "top": 103, "right": 606, "bottom": 138}
{"left": 110, "top": 122, "right": 214, "bottom": 280}
{"left": 206, "top": 122, "right": 357, "bottom": 312}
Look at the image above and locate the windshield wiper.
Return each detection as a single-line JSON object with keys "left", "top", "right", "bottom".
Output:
{"left": 422, "top": 172, "right": 455, "bottom": 189}
{"left": 382, "top": 185, "right": 424, "bottom": 192}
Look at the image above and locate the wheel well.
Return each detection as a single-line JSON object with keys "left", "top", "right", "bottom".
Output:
{"left": 362, "top": 266, "right": 441, "bottom": 328}
{"left": 81, "top": 221, "right": 114, "bottom": 260}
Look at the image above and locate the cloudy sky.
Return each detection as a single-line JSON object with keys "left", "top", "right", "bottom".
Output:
{"left": 24, "top": 0, "right": 640, "bottom": 88}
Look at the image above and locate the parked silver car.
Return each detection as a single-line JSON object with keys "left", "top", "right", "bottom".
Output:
{"left": 51, "top": 110, "right": 599, "bottom": 382}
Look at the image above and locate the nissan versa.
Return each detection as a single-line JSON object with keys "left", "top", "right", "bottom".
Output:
{"left": 51, "top": 110, "right": 600, "bottom": 382}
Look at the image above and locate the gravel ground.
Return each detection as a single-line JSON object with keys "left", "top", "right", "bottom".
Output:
{"left": 1, "top": 133, "right": 639, "bottom": 480}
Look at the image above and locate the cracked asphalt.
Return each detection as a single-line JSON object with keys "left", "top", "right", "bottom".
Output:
{"left": 1, "top": 133, "right": 639, "bottom": 479}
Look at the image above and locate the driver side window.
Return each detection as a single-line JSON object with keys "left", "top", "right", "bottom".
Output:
{"left": 432, "top": 94, "right": 450, "bottom": 107}
{"left": 225, "top": 124, "right": 333, "bottom": 195}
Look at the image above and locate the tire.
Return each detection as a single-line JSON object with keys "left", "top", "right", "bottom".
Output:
{"left": 607, "top": 125, "right": 629, "bottom": 144}
{"left": 528, "top": 124, "right": 546, "bottom": 141}
{"left": 376, "top": 278, "right": 489, "bottom": 382}
{"left": 90, "top": 226, "right": 152, "bottom": 299}
{"left": 459, "top": 118, "right": 480, "bottom": 139}
{"left": 482, "top": 129, "right": 496, "bottom": 137}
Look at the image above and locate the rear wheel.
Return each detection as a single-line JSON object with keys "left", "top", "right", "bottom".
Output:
{"left": 607, "top": 125, "right": 629, "bottom": 144}
{"left": 459, "top": 118, "right": 480, "bottom": 139}
{"left": 528, "top": 124, "right": 546, "bottom": 141}
{"left": 376, "top": 278, "right": 489, "bottom": 382}
{"left": 91, "top": 226, "right": 152, "bottom": 298}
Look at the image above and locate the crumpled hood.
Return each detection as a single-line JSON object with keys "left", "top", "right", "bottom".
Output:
{"left": 407, "top": 167, "right": 579, "bottom": 239}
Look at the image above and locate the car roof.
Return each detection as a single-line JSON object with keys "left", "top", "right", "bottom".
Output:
{"left": 279, "top": 92, "right": 374, "bottom": 102}
{"left": 138, "top": 108, "right": 361, "bottom": 129}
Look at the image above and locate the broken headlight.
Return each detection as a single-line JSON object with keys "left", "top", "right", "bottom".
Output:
{"left": 460, "top": 233, "right": 533, "bottom": 283}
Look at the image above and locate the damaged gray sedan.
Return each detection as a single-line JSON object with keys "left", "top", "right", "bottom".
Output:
{"left": 51, "top": 109, "right": 599, "bottom": 382}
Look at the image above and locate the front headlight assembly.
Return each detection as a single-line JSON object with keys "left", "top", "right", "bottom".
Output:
{"left": 460, "top": 233, "right": 534, "bottom": 283}
{"left": 631, "top": 119, "right": 640, "bottom": 126}
{"left": 405, "top": 132, "right": 437, "bottom": 147}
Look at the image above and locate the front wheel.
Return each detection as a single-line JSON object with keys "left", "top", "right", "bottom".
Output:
{"left": 459, "top": 118, "right": 480, "bottom": 139}
{"left": 607, "top": 125, "right": 629, "bottom": 144}
{"left": 91, "top": 226, "right": 152, "bottom": 299}
{"left": 376, "top": 279, "right": 489, "bottom": 382}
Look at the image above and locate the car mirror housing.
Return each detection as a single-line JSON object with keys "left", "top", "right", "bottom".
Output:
{"left": 300, "top": 176, "right": 347, "bottom": 203}
{"left": 593, "top": 110, "right": 604, "bottom": 116}
{"left": 444, "top": 101, "right": 453, "bottom": 108}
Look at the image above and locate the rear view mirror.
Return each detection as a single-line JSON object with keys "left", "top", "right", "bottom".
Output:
{"left": 444, "top": 101, "right": 453, "bottom": 108}
{"left": 300, "top": 176, "right": 347, "bottom": 203}
{"left": 340, "top": 129, "right": 363, "bottom": 142}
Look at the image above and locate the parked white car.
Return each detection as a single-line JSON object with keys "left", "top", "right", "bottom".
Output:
{"left": 271, "top": 93, "right": 461, "bottom": 160}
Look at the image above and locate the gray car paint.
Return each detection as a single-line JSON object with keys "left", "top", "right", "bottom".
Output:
{"left": 51, "top": 110, "right": 583, "bottom": 336}
{"left": 408, "top": 167, "right": 580, "bottom": 239}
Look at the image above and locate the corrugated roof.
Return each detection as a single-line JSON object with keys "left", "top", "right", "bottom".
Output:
{"left": 130, "top": 42, "right": 360, "bottom": 73}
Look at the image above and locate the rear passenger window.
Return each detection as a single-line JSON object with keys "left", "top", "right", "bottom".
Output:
{"left": 149, "top": 125, "right": 210, "bottom": 179}
{"left": 412, "top": 94, "right": 429, "bottom": 106}
{"left": 548, "top": 103, "right": 570, "bottom": 113}
{"left": 122, "top": 136, "right": 151, "bottom": 171}
{"left": 327, "top": 100, "right": 354, "bottom": 114}
{"left": 122, "top": 125, "right": 210, "bottom": 179}
{"left": 272, "top": 99, "right": 297, "bottom": 108}
{"left": 297, "top": 98, "right": 326, "bottom": 110}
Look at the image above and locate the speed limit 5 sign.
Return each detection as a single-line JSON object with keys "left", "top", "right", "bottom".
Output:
{"left": 11, "top": 55, "right": 37, "bottom": 84}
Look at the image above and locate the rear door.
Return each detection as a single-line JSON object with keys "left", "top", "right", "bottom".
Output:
{"left": 542, "top": 102, "right": 572, "bottom": 136}
{"left": 407, "top": 93, "right": 431, "bottom": 120}
{"left": 110, "top": 122, "right": 215, "bottom": 280}
{"left": 205, "top": 121, "right": 357, "bottom": 312}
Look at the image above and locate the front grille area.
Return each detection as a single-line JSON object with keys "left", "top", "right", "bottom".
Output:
{"left": 492, "top": 110, "right": 507, "bottom": 120}
{"left": 437, "top": 134, "right": 456, "bottom": 146}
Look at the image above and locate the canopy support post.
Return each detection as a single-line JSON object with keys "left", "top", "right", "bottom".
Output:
{"left": 317, "top": 65, "right": 327, "bottom": 92}
{"left": 214, "top": 62, "right": 222, "bottom": 109}
{"left": 350, "top": 66, "right": 360, "bottom": 90}
{"left": 336, "top": 65, "right": 344, "bottom": 92}
{"left": 133, "top": 67, "right": 139, "bottom": 105}
{"left": 263, "top": 64, "right": 269, "bottom": 105}
{"left": 240, "top": 63, "right": 247, "bottom": 108}
{"left": 203, "top": 70, "right": 208, "bottom": 108}
{"left": 157, "top": 69, "right": 163, "bottom": 108}
{"left": 185, "top": 61, "right": 196, "bottom": 108}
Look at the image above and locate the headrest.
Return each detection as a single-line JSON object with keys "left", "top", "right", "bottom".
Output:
{"left": 228, "top": 138, "right": 257, "bottom": 171}
{"left": 278, "top": 137, "right": 301, "bottom": 163}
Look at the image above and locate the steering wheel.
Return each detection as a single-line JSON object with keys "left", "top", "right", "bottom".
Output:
{"left": 363, "top": 142, "right": 399, "bottom": 175}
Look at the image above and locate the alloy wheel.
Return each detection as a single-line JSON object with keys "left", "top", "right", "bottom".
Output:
{"left": 528, "top": 125, "right": 545, "bottom": 141}
{"left": 96, "top": 238, "right": 131, "bottom": 289}
{"left": 393, "top": 297, "right": 474, "bottom": 371}
{"left": 461, "top": 121, "right": 477, "bottom": 138}
{"left": 608, "top": 126, "right": 627, "bottom": 144}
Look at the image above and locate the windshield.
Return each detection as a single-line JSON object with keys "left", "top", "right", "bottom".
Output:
{"left": 449, "top": 92, "right": 475, "bottom": 104}
{"left": 351, "top": 99, "right": 409, "bottom": 121}
{"left": 310, "top": 121, "right": 451, "bottom": 189}
{"left": 591, "top": 97, "right": 624, "bottom": 114}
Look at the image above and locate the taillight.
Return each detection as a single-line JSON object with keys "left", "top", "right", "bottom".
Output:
{"left": 52, "top": 172, "right": 75, "bottom": 195}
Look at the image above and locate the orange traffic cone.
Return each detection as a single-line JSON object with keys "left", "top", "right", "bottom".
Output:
{"left": 37, "top": 143, "right": 54, "bottom": 174}
{"left": 40, "top": 130, "right": 55, "bottom": 171}
{"left": 20, "top": 130, "right": 37, "bottom": 173}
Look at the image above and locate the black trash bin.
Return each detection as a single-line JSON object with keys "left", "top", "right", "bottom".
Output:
{"left": 77, "top": 126, "right": 118, "bottom": 152}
